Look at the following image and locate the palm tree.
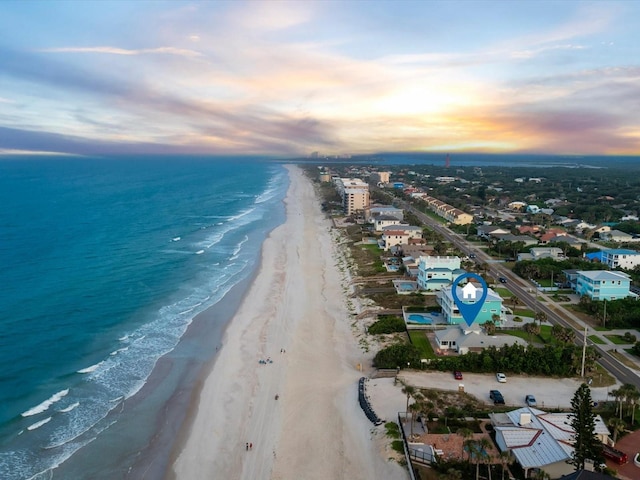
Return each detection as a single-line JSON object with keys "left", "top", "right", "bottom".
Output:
{"left": 534, "top": 310, "right": 548, "bottom": 327}
{"left": 610, "top": 386, "right": 626, "bottom": 420}
{"left": 485, "top": 319, "right": 497, "bottom": 335}
{"left": 457, "top": 427, "right": 473, "bottom": 459}
{"left": 478, "top": 437, "right": 493, "bottom": 480}
{"left": 607, "top": 417, "right": 626, "bottom": 443}
{"left": 402, "top": 384, "right": 416, "bottom": 425}
{"left": 499, "top": 450, "right": 512, "bottom": 480}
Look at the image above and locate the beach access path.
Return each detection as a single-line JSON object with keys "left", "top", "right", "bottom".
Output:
{"left": 169, "top": 165, "right": 407, "bottom": 480}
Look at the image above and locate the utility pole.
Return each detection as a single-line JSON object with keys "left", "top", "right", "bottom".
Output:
{"left": 603, "top": 299, "right": 607, "bottom": 329}
{"left": 581, "top": 325, "right": 588, "bottom": 378}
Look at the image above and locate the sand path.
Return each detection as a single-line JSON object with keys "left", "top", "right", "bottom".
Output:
{"left": 170, "top": 165, "right": 407, "bottom": 480}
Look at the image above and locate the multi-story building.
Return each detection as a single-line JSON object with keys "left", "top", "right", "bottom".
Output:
{"left": 601, "top": 248, "right": 640, "bottom": 270}
{"left": 335, "top": 178, "right": 370, "bottom": 215}
{"left": 437, "top": 284, "right": 503, "bottom": 325}
{"left": 416, "top": 256, "right": 463, "bottom": 291}
{"left": 380, "top": 225, "right": 423, "bottom": 251}
{"left": 574, "top": 270, "right": 633, "bottom": 301}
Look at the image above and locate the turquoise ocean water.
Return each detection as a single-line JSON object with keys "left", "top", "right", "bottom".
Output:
{"left": 0, "top": 156, "right": 288, "bottom": 479}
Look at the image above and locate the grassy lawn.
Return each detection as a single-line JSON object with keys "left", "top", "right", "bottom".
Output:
{"left": 588, "top": 335, "right": 606, "bottom": 345}
{"left": 513, "top": 308, "right": 535, "bottom": 317}
{"left": 408, "top": 331, "right": 436, "bottom": 359}
{"left": 604, "top": 335, "right": 630, "bottom": 345}
{"left": 495, "top": 287, "right": 513, "bottom": 298}
{"left": 503, "top": 324, "right": 554, "bottom": 344}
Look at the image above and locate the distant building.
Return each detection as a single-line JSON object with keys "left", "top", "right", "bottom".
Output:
{"left": 600, "top": 229, "right": 636, "bottom": 243}
{"left": 335, "top": 178, "right": 370, "bottom": 215}
{"left": 380, "top": 225, "right": 423, "bottom": 251}
{"left": 416, "top": 256, "right": 464, "bottom": 291}
{"left": 370, "top": 171, "right": 391, "bottom": 184}
{"left": 365, "top": 205, "right": 404, "bottom": 223}
{"left": 517, "top": 247, "right": 565, "bottom": 262}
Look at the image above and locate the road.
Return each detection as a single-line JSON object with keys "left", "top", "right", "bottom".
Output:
{"left": 386, "top": 192, "right": 640, "bottom": 390}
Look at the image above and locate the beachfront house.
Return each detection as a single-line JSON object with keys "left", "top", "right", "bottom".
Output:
{"left": 416, "top": 256, "right": 464, "bottom": 291}
{"left": 437, "top": 285, "right": 503, "bottom": 325}
{"left": 380, "top": 225, "right": 423, "bottom": 252}
{"left": 434, "top": 323, "right": 526, "bottom": 354}
{"left": 364, "top": 205, "right": 403, "bottom": 223}
{"left": 491, "top": 407, "right": 611, "bottom": 479}
{"left": 373, "top": 215, "right": 403, "bottom": 232}
{"left": 574, "top": 270, "right": 634, "bottom": 301}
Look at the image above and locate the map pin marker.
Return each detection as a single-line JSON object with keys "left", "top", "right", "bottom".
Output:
{"left": 451, "top": 273, "right": 488, "bottom": 327}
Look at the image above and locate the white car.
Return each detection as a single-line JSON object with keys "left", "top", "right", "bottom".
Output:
{"left": 496, "top": 373, "right": 507, "bottom": 383}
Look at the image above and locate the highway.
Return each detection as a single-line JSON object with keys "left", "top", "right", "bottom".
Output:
{"left": 387, "top": 192, "right": 640, "bottom": 390}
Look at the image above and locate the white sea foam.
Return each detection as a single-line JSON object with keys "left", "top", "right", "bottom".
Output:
{"left": 172, "top": 236, "right": 181, "bottom": 242}
{"left": 21, "top": 389, "right": 70, "bottom": 417}
{"left": 27, "top": 416, "right": 52, "bottom": 431}
{"left": 110, "top": 347, "right": 129, "bottom": 356}
{"left": 58, "top": 402, "right": 80, "bottom": 413}
{"left": 77, "top": 362, "right": 103, "bottom": 374}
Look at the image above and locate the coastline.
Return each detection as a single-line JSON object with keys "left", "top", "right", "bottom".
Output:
{"left": 168, "top": 165, "right": 407, "bottom": 479}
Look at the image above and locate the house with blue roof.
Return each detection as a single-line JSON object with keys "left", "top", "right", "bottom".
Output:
{"left": 437, "top": 284, "right": 503, "bottom": 324}
{"left": 584, "top": 251, "right": 605, "bottom": 263}
{"left": 491, "top": 407, "right": 610, "bottom": 479}
{"left": 575, "top": 270, "right": 634, "bottom": 301}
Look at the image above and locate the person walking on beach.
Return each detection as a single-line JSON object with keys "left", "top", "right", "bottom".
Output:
{"left": 250, "top": 442, "right": 253, "bottom": 450}
{"left": 246, "top": 442, "right": 249, "bottom": 451}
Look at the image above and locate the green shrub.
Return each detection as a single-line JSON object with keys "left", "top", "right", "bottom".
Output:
{"left": 368, "top": 315, "right": 406, "bottom": 334}
{"left": 373, "top": 343, "right": 422, "bottom": 369}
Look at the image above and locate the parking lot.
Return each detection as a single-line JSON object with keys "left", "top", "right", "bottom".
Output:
{"left": 397, "top": 371, "right": 618, "bottom": 410}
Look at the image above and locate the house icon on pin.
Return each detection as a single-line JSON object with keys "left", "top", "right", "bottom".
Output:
{"left": 462, "top": 282, "right": 477, "bottom": 300}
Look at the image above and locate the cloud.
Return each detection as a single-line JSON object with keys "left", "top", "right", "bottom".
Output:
{"left": 40, "top": 46, "right": 202, "bottom": 57}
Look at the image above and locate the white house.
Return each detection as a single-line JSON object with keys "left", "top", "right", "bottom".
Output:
{"left": 517, "top": 247, "right": 566, "bottom": 262}
{"left": 373, "top": 215, "right": 403, "bottom": 232}
{"left": 601, "top": 249, "right": 640, "bottom": 270}
{"left": 380, "top": 225, "right": 423, "bottom": 251}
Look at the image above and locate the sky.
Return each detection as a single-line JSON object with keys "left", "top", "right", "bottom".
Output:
{"left": 0, "top": 0, "right": 639, "bottom": 157}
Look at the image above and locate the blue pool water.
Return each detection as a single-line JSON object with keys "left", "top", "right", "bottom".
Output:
{"left": 407, "top": 313, "right": 441, "bottom": 324}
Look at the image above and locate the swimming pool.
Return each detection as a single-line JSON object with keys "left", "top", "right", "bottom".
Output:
{"left": 407, "top": 312, "right": 441, "bottom": 324}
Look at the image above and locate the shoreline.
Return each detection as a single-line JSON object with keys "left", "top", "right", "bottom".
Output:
{"left": 168, "top": 165, "right": 408, "bottom": 479}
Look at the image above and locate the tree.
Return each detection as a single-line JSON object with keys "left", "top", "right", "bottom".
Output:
{"left": 534, "top": 310, "right": 548, "bottom": 326}
{"left": 569, "top": 383, "right": 604, "bottom": 471}
{"left": 457, "top": 427, "right": 474, "bottom": 459}
{"left": 402, "top": 384, "right": 416, "bottom": 418}
{"left": 485, "top": 319, "right": 497, "bottom": 335}
{"left": 607, "top": 417, "right": 626, "bottom": 443}
{"left": 498, "top": 450, "right": 512, "bottom": 480}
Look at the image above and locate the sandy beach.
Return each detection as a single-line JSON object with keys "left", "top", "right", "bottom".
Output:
{"left": 169, "top": 165, "right": 407, "bottom": 480}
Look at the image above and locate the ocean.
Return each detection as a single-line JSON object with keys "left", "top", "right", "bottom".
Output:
{"left": 0, "top": 156, "right": 289, "bottom": 479}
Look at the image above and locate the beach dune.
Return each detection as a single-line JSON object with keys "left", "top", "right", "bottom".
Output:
{"left": 170, "top": 165, "right": 407, "bottom": 480}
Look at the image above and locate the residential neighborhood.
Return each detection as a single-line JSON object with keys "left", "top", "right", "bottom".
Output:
{"left": 313, "top": 163, "right": 640, "bottom": 480}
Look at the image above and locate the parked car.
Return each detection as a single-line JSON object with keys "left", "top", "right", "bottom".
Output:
{"left": 454, "top": 371, "right": 463, "bottom": 380}
{"left": 525, "top": 394, "right": 537, "bottom": 407}
{"left": 602, "top": 444, "right": 628, "bottom": 465}
{"left": 490, "top": 390, "right": 505, "bottom": 405}
{"left": 496, "top": 372, "right": 507, "bottom": 383}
